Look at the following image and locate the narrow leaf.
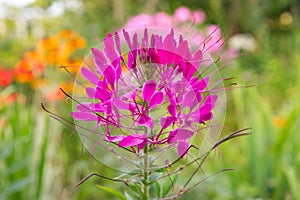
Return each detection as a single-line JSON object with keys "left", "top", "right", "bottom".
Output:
{"left": 162, "top": 174, "right": 178, "bottom": 197}
{"left": 96, "top": 185, "right": 126, "bottom": 200}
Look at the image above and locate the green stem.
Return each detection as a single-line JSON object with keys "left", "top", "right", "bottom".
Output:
{"left": 143, "top": 143, "right": 149, "bottom": 199}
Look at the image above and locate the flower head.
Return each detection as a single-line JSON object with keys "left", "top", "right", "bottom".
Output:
{"left": 71, "top": 27, "right": 225, "bottom": 171}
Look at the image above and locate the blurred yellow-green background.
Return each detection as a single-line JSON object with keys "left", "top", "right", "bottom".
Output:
{"left": 1, "top": 0, "right": 300, "bottom": 199}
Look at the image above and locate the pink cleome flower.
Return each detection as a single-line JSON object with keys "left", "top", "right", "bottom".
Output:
{"left": 71, "top": 28, "right": 220, "bottom": 158}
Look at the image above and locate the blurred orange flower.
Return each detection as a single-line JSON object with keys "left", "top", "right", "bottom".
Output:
{"left": 36, "top": 29, "right": 86, "bottom": 66}
{"left": 15, "top": 51, "right": 45, "bottom": 83}
{"left": 273, "top": 116, "right": 287, "bottom": 128}
{"left": 14, "top": 29, "right": 86, "bottom": 89}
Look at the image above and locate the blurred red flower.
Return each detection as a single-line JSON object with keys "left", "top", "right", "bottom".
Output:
{"left": 0, "top": 67, "right": 14, "bottom": 87}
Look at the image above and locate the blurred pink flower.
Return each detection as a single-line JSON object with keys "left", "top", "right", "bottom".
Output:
{"left": 123, "top": 7, "right": 227, "bottom": 56}
{"left": 123, "top": 14, "right": 154, "bottom": 29}
{"left": 174, "top": 6, "right": 192, "bottom": 23}
{"left": 154, "top": 12, "right": 173, "bottom": 27}
{"left": 192, "top": 10, "right": 206, "bottom": 24}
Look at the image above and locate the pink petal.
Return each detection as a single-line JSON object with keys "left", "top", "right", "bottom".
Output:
{"left": 144, "top": 116, "right": 154, "bottom": 130}
{"left": 183, "top": 62, "right": 197, "bottom": 80}
{"left": 119, "top": 135, "right": 144, "bottom": 147}
{"left": 182, "top": 90, "right": 196, "bottom": 109}
{"left": 200, "top": 112, "right": 213, "bottom": 121}
{"left": 113, "top": 98, "right": 128, "bottom": 110}
{"left": 104, "top": 34, "right": 118, "bottom": 63}
{"left": 115, "top": 61, "right": 122, "bottom": 80}
{"left": 177, "top": 140, "right": 190, "bottom": 157}
{"left": 129, "top": 103, "right": 136, "bottom": 115}
{"left": 163, "top": 31, "right": 176, "bottom": 53}
{"left": 152, "top": 35, "right": 163, "bottom": 49}
{"left": 167, "top": 129, "right": 178, "bottom": 143}
{"left": 199, "top": 103, "right": 214, "bottom": 114}
{"left": 207, "top": 94, "right": 218, "bottom": 104}
{"left": 173, "top": 128, "right": 194, "bottom": 141}
{"left": 167, "top": 104, "right": 176, "bottom": 117}
{"left": 95, "top": 87, "right": 111, "bottom": 102}
{"left": 142, "top": 80, "right": 156, "bottom": 101}
{"left": 137, "top": 140, "right": 147, "bottom": 149}
{"left": 149, "top": 91, "right": 163, "bottom": 108}
{"left": 91, "top": 48, "right": 106, "bottom": 74}
{"left": 193, "top": 49, "right": 203, "bottom": 68}
{"left": 142, "top": 28, "right": 148, "bottom": 47}
{"left": 195, "top": 92, "right": 203, "bottom": 104}
{"left": 166, "top": 89, "right": 176, "bottom": 106}
{"left": 81, "top": 67, "right": 99, "bottom": 85}
{"left": 191, "top": 112, "right": 213, "bottom": 123}
{"left": 114, "top": 32, "right": 121, "bottom": 53}
{"left": 90, "top": 103, "right": 106, "bottom": 112}
{"left": 85, "top": 87, "right": 96, "bottom": 98}
{"left": 190, "top": 107, "right": 213, "bottom": 123}
{"left": 76, "top": 103, "right": 91, "bottom": 112}
{"left": 106, "top": 135, "right": 126, "bottom": 142}
{"left": 123, "top": 29, "right": 132, "bottom": 49}
{"left": 198, "top": 94, "right": 218, "bottom": 113}
{"left": 131, "top": 90, "right": 137, "bottom": 100}
{"left": 192, "top": 76, "right": 209, "bottom": 91}
{"left": 127, "top": 51, "right": 137, "bottom": 69}
{"left": 173, "top": 81, "right": 187, "bottom": 93}
{"left": 103, "top": 65, "right": 115, "bottom": 89}
{"left": 71, "top": 112, "right": 98, "bottom": 121}
{"left": 132, "top": 33, "right": 138, "bottom": 50}
{"left": 138, "top": 113, "right": 154, "bottom": 129}
{"left": 176, "top": 40, "right": 189, "bottom": 59}
{"left": 130, "top": 133, "right": 148, "bottom": 139}
{"left": 160, "top": 116, "right": 175, "bottom": 129}
{"left": 167, "top": 129, "right": 178, "bottom": 144}
{"left": 77, "top": 103, "right": 105, "bottom": 112}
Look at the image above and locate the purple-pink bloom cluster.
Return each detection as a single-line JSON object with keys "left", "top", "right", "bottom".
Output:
{"left": 72, "top": 28, "right": 218, "bottom": 157}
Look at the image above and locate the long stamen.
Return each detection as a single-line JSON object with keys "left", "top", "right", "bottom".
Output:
{"left": 59, "top": 88, "right": 117, "bottom": 125}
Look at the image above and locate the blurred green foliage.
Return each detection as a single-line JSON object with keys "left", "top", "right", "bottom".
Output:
{"left": 1, "top": 0, "right": 300, "bottom": 199}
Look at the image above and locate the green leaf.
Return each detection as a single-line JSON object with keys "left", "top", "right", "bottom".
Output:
{"left": 284, "top": 166, "right": 300, "bottom": 200}
{"left": 162, "top": 174, "right": 178, "bottom": 197}
{"left": 95, "top": 185, "right": 126, "bottom": 200}
{"left": 153, "top": 167, "right": 166, "bottom": 173}
{"left": 0, "top": 176, "right": 31, "bottom": 197}
{"left": 124, "top": 189, "right": 141, "bottom": 200}
{"left": 3, "top": 159, "right": 27, "bottom": 177}
{"left": 149, "top": 181, "right": 161, "bottom": 198}
{"left": 0, "top": 142, "right": 13, "bottom": 160}
{"left": 127, "top": 169, "right": 143, "bottom": 176}
{"left": 149, "top": 172, "right": 162, "bottom": 182}
{"left": 127, "top": 182, "right": 146, "bottom": 199}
